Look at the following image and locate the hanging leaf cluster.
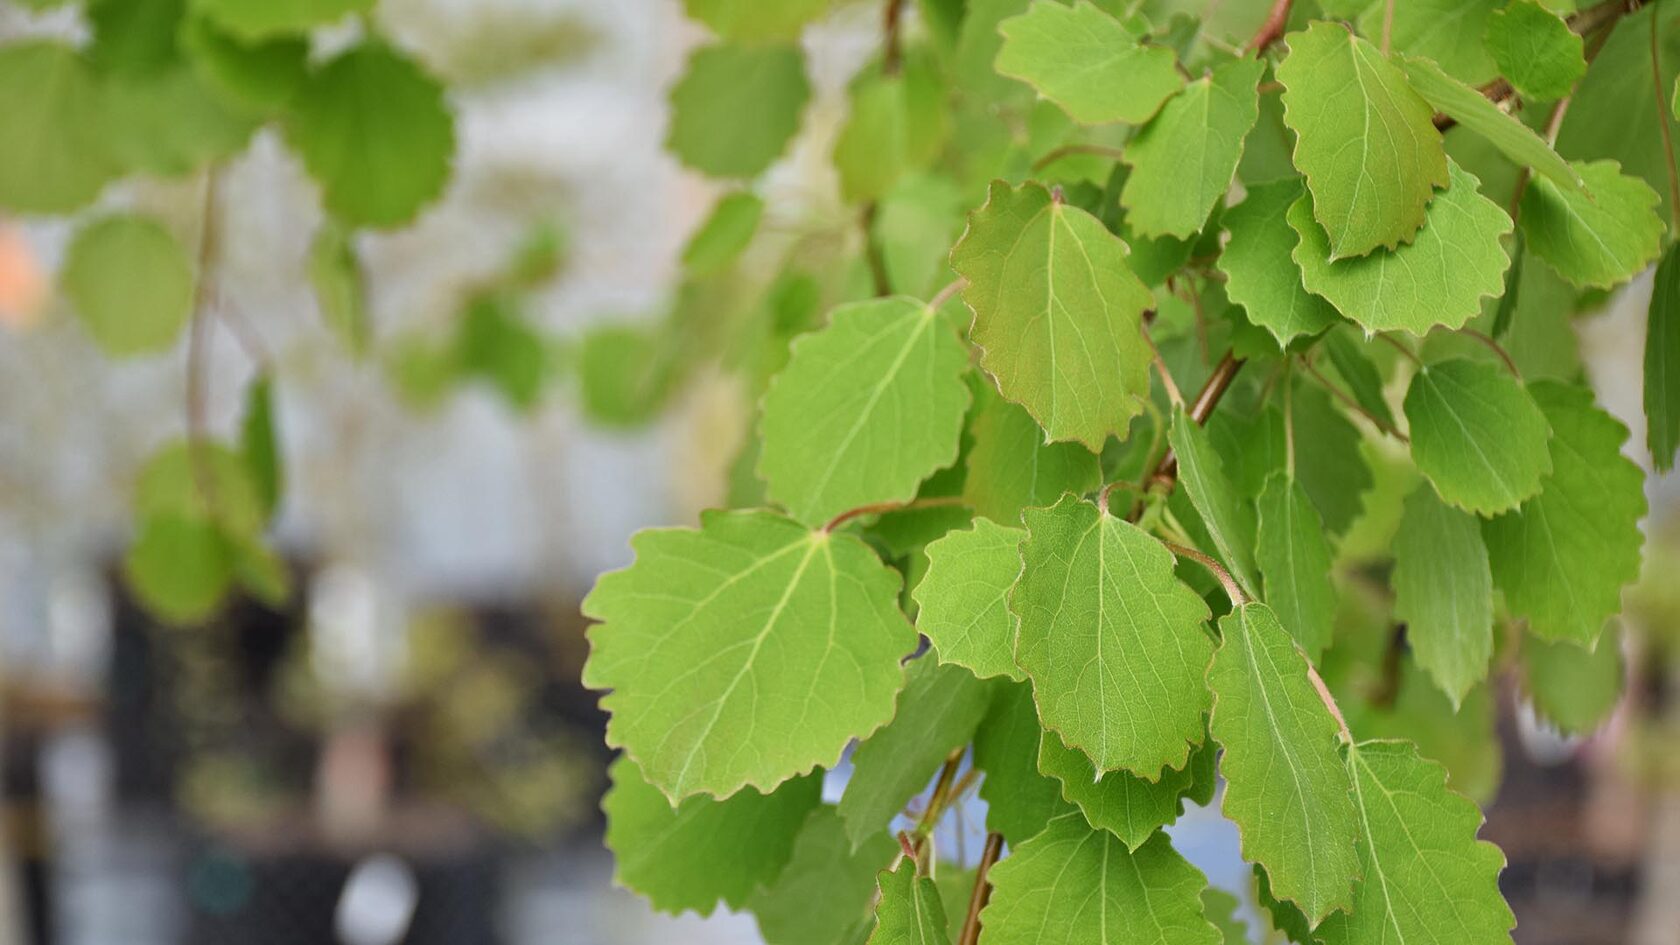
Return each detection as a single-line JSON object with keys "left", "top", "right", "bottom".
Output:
{"left": 588, "top": 0, "right": 1675, "bottom": 942}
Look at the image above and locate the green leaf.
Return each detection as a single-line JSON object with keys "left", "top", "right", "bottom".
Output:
{"left": 1201, "top": 888, "right": 1249, "bottom": 945}
{"left": 839, "top": 658, "right": 991, "bottom": 849}
{"left": 308, "top": 223, "right": 370, "bottom": 356}
{"left": 1321, "top": 329, "right": 1396, "bottom": 429}
{"left": 1522, "top": 625, "right": 1625, "bottom": 734}
{"left": 179, "top": 14, "right": 309, "bottom": 112}
{"left": 88, "top": 0, "right": 185, "bottom": 78}
{"left": 124, "top": 513, "right": 233, "bottom": 625}
{"left": 915, "top": 518, "right": 1028, "bottom": 682}
{"left": 1289, "top": 160, "right": 1513, "bottom": 335}
{"left": 749, "top": 806, "right": 898, "bottom": 945}
{"left": 994, "top": 0, "right": 1182, "bottom": 126}
{"left": 759, "top": 297, "right": 971, "bottom": 527}
{"left": 1485, "top": 0, "right": 1587, "bottom": 101}
{"left": 667, "top": 42, "right": 810, "bottom": 179}
{"left": 135, "top": 439, "right": 269, "bottom": 541}
{"left": 1393, "top": 485, "right": 1494, "bottom": 707}
{"left": 603, "top": 755, "right": 821, "bottom": 915}
{"left": 1036, "top": 728, "right": 1200, "bottom": 851}
{"left": 582, "top": 509, "right": 916, "bottom": 800}
{"left": 950, "top": 181, "right": 1153, "bottom": 450}
{"left": 284, "top": 42, "right": 455, "bottom": 228}
{"left": 683, "top": 0, "right": 829, "bottom": 44}
{"left": 834, "top": 54, "right": 948, "bottom": 204}
{"left": 1253, "top": 864, "right": 1317, "bottom": 945}
{"left": 875, "top": 173, "right": 965, "bottom": 296}
{"left": 1216, "top": 179, "right": 1340, "bottom": 349}
{"left": 1255, "top": 471, "right": 1336, "bottom": 661}
{"left": 682, "top": 190, "right": 764, "bottom": 276}
{"left": 1519, "top": 159, "right": 1665, "bottom": 290}
{"left": 1290, "top": 386, "right": 1374, "bottom": 536}
{"left": 0, "top": 42, "right": 116, "bottom": 213}
{"left": 1168, "top": 410, "right": 1261, "bottom": 600}
{"left": 979, "top": 813, "right": 1220, "bottom": 945}
{"left": 1349, "top": 662, "right": 1504, "bottom": 805}
{"left": 578, "top": 324, "right": 678, "bottom": 429}
{"left": 1358, "top": 0, "right": 1501, "bottom": 85}
{"left": 867, "top": 860, "right": 951, "bottom": 945}
{"left": 1315, "top": 740, "right": 1515, "bottom": 945}
{"left": 960, "top": 389, "right": 1101, "bottom": 525}
{"left": 455, "top": 293, "right": 549, "bottom": 411}
{"left": 102, "top": 65, "right": 261, "bottom": 177}
{"left": 193, "top": 0, "right": 372, "bottom": 40}
{"left": 1120, "top": 58, "right": 1264, "bottom": 238}
{"left": 1555, "top": 5, "right": 1680, "bottom": 223}
{"left": 1399, "top": 55, "right": 1584, "bottom": 194}
{"left": 973, "top": 681, "right": 1074, "bottom": 844}
{"left": 63, "top": 214, "right": 195, "bottom": 358}
{"left": 1649, "top": 243, "right": 1680, "bottom": 470}
{"left": 1402, "top": 358, "right": 1552, "bottom": 516}
{"left": 240, "top": 373, "right": 282, "bottom": 521}
{"left": 1483, "top": 381, "right": 1646, "bottom": 645}
{"left": 1208, "top": 602, "right": 1360, "bottom": 923}
{"left": 1011, "top": 496, "right": 1213, "bottom": 778}
{"left": 1277, "top": 21, "right": 1448, "bottom": 259}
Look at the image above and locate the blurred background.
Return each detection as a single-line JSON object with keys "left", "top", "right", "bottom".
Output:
{"left": 1, "top": 0, "right": 1679, "bottom": 943}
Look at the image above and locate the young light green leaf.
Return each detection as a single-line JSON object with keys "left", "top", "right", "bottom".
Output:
{"left": 1520, "top": 160, "right": 1664, "bottom": 290}
{"left": 950, "top": 181, "right": 1153, "bottom": 450}
{"left": 1358, "top": 0, "right": 1501, "bottom": 85}
{"left": 285, "top": 42, "right": 455, "bottom": 228}
{"left": 124, "top": 514, "right": 233, "bottom": 625}
{"left": 603, "top": 755, "right": 821, "bottom": 915}
{"left": 1209, "top": 602, "right": 1360, "bottom": 923}
{"left": 758, "top": 297, "right": 971, "bottom": 527}
{"left": 1036, "top": 728, "right": 1200, "bottom": 851}
{"left": 682, "top": 190, "right": 764, "bottom": 276}
{"left": 1402, "top": 358, "right": 1552, "bottom": 516}
{"left": 102, "top": 65, "right": 261, "bottom": 178}
{"left": 582, "top": 510, "right": 916, "bottom": 800}
{"left": 179, "top": 14, "right": 309, "bottom": 112}
{"left": 1290, "top": 160, "right": 1513, "bottom": 335}
{"left": 974, "top": 681, "right": 1076, "bottom": 844}
{"left": 62, "top": 214, "right": 194, "bottom": 358}
{"left": 1399, "top": 55, "right": 1583, "bottom": 193}
{"left": 308, "top": 223, "right": 370, "bottom": 357}
{"left": 839, "top": 658, "right": 991, "bottom": 850}
{"left": 136, "top": 439, "right": 270, "bottom": 542}
{"left": 1483, "top": 381, "right": 1647, "bottom": 645}
{"left": 1649, "top": 243, "right": 1680, "bottom": 470}
{"left": 1120, "top": 58, "right": 1264, "bottom": 238}
{"left": 961, "top": 389, "right": 1102, "bottom": 525}
{"left": 1393, "top": 485, "right": 1494, "bottom": 707}
{"left": 749, "top": 807, "right": 898, "bottom": 945}
{"left": 1216, "top": 178, "right": 1341, "bottom": 348}
{"left": 834, "top": 54, "right": 948, "bottom": 204}
{"left": 1168, "top": 411, "right": 1261, "bottom": 600}
{"left": 1314, "top": 740, "right": 1515, "bottom": 945}
{"left": 867, "top": 860, "right": 951, "bottom": 945}
{"left": 994, "top": 0, "right": 1183, "bottom": 126}
{"left": 1522, "top": 625, "right": 1625, "bottom": 734}
{"left": 240, "top": 373, "right": 282, "bottom": 521}
{"left": 0, "top": 42, "right": 115, "bottom": 213}
{"left": 1255, "top": 471, "right": 1336, "bottom": 661}
{"left": 979, "top": 813, "right": 1220, "bottom": 945}
{"left": 914, "top": 518, "right": 1027, "bottom": 682}
{"left": 1485, "top": 0, "right": 1587, "bottom": 101}
{"left": 194, "top": 0, "right": 371, "bottom": 40}
{"left": 684, "top": 0, "right": 829, "bottom": 44}
{"left": 667, "top": 42, "right": 810, "bottom": 179}
{"left": 1277, "top": 21, "right": 1449, "bottom": 258}
{"left": 1011, "top": 496, "right": 1214, "bottom": 778}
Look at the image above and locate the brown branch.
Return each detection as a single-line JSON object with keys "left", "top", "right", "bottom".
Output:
{"left": 957, "top": 832, "right": 1004, "bottom": 945}
{"left": 910, "top": 749, "right": 964, "bottom": 848}
{"left": 823, "top": 495, "right": 966, "bottom": 532}
{"left": 1246, "top": 0, "right": 1295, "bottom": 54}
{"left": 881, "top": 0, "right": 907, "bottom": 75}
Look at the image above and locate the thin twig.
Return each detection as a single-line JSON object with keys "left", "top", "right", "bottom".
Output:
{"left": 1377, "top": 332, "right": 1423, "bottom": 366}
{"left": 1380, "top": 0, "right": 1395, "bottom": 54}
{"left": 823, "top": 495, "right": 966, "bottom": 533}
{"left": 911, "top": 750, "right": 965, "bottom": 846}
{"left": 1307, "top": 662, "right": 1353, "bottom": 743}
{"left": 881, "top": 0, "right": 906, "bottom": 75}
{"left": 1245, "top": 0, "right": 1295, "bottom": 54}
{"left": 1141, "top": 325, "right": 1184, "bottom": 408}
{"left": 1160, "top": 539, "right": 1248, "bottom": 606}
{"left": 1300, "top": 358, "right": 1409, "bottom": 442}
{"left": 1031, "top": 143, "right": 1128, "bottom": 173}
{"left": 957, "top": 833, "right": 1004, "bottom": 945}
{"left": 1652, "top": 10, "right": 1680, "bottom": 230}
{"left": 1142, "top": 351, "right": 1244, "bottom": 487}
{"left": 1457, "top": 327, "right": 1521, "bottom": 377}
{"left": 186, "top": 168, "right": 224, "bottom": 518}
